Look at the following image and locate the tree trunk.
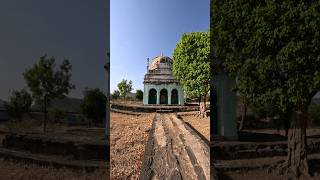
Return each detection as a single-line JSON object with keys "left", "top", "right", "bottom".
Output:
{"left": 43, "top": 95, "right": 47, "bottom": 133}
{"left": 199, "top": 95, "right": 207, "bottom": 118}
{"left": 239, "top": 103, "right": 247, "bottom": 131}
{"left": 284, "top": 114, "right": 290, "bottom": 137}
{"left": 286, "top": 109, "right": 309, "bottom": 179}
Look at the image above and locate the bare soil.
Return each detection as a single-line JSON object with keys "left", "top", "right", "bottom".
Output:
{"left": 0, "top": 119, "right": 105, "bottom": 143}
{"left": 179, "top": 113, "right": 210, "bottom": 142}
{"left": 110, "top": 112, "right": 153, "bottom": 179}
{"left": 140, "top": 113, "right": 210, "bottom": 179}
{"left": 0, "top": 119, "right": 107, "bottom": 179}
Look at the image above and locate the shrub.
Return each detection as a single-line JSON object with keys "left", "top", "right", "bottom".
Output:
{"left": 111, "top": 90, "right": 120, "bottom": 100}
{"left": 308, "top": 102, "right": 320, "bottom": 126}
{"left": 135, "top": 90, "right": 143, "bottom": 100}
{"left": 49, "top": 108, "right": 66, "bottom": 123}
{"left": 81, "top": 88, "right": 106, "bottom": 126}
{"left": 5, "top": 89, "right": 32, "bottom": 120}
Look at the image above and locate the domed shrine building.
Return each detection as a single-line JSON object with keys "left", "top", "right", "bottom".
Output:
{"left": 143, "top": 55, "right": 184, "bottom": 105}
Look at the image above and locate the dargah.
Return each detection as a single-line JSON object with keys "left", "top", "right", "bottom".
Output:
{"left": 143, "top": 55, "right": 184, "bottom": 105}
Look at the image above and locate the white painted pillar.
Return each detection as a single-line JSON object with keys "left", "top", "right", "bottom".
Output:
{"left": 215, "top": 74, "right": 238, "bottom": 140}
{"left": 156, "top": 87, "right": 160, "bottom": 105}
{"left": 168, "top": 88, "right": 171, "bottom": 105}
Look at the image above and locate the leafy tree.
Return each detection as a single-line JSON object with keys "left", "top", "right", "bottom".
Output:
{"left": 49, "top": 108, "right": 66, "bottom": 123}
{"left": 81, "top": 88, "right": 107, "bottom": 127}
{"left": 214, "top": 0, "right": 320, "bottom": 178}
{"left": 5, "top": 89, "right": 32, "bottom": 120}
{"left": 173, "top": 32, "right": 210, "bottom": 117}
{"left": 23, "top": 55, "right": 74, "bottom": 133}
{"left": 117, "top": 79, "right": 133, "bottom": 100}
{"left": 111, "top": 90, "right": 120, "bottom": 100}
{"left": 135, "top": 89, "right": 143, "bottom": 100}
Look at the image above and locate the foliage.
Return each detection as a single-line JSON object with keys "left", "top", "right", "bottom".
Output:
{"left": 173, "top": 32, "right": 210, "bottom": 99}
{"left": 214, "top": 0, "right": 320, "bottom": 176}
{"left": 135, "top": 89, "right": 143, "bottom": 100}
{"left": 117, "top": 79, "right": 133, "bottom": 99}
{"left": 23, "top": 55, "right": 74, "bottom": 132}
{"left": 49, "top": 108, "right": 67, "bottom": 123}
{"left": 308, "top": 101, "right": 320, "bottom": 126}
{"left": 111, "top": 90, "right": 120, "bottom": 100}
{"left": 5, "top": 89, "right": 32, "bottom": 120}
{"left": 214, "top": 0, "right": 320, "bottom": 111}
{"left": 81, "top": 88, "right": 107, "bottom": 125}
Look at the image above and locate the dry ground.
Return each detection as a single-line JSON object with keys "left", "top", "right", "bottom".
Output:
{"left": 0, "top": 119, "right": 105, "bottom": 143}
{"left": 0, "top": 158, "right": 108, "bottom": 180}
{"left": 179, "top": 113, "right": 210, "bottom": 142}
{"left": 0, "top": 119, "right": 107, "bottom": 180}
{"left": 110, "top": 112, "right": 153, "bottom": 179}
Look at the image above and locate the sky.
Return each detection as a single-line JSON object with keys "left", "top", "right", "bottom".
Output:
{"left": 0, "top": 0, "right": 109, "bottom": 101}
{"left": 110, "top": 0, "right": 210, "bottom": 93}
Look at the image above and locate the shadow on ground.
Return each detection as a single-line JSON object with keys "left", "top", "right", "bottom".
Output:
{"left": 238, "top": 131, "right": 287, "bottom": 142}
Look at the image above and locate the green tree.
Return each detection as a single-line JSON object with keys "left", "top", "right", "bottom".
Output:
{"left": 23, "top": 55, "right": 74, "bottom": 133}
{"left": 117, "top": 79, "right": 133, "bottom": 100}
{"left": 81, "top": 88, "right": 107, "bottom": 127}
{"left": 135, "top": 89, "right": 143, "bottom": 100}
{"left": 214, "top": 0, "right": 320, "bottom": 178}
{"left": 111, "top": 90, "right": 120, "bottom": 100}
{"left": 173, "top": 32, "right": 210, "bottom": 117}
{"left": 5, "top": 89, "right": 32, "bottom": 120}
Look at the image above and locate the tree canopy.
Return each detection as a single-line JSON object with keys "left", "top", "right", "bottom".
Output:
{"left": 173, "top": 32, "right": 210, "bottom": 99}
{"left": 173, "top": 31, "right": 210, "bottom": 117}
{"left": 81, "top": 88, "right": 107, "bottom": 126}
{"left": 117, "top": 79, "right": 133, "bottom": 99}
{"left": 214, "top": 0, "right": 320, "bottom": 178}
{"left": 111, "top": 90, "right": 120, "bottom": 100}
{"left": 5, "top": 89, "right": 32, "bottom": 120}
{"left": 135, "top": 89, "right": 143, "bottom": 100}
{"left": 23, "top": 55, "right": 74, "bottom": 132}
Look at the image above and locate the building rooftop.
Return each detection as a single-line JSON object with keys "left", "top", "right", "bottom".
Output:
{"left": 144, "top": 55, "right": 179, "bottom": 84}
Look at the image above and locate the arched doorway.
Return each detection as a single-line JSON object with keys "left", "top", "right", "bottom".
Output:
{"left": 148, "top": 89, "right": 157, "bottom": 104}
{"left": 171, "top": 89, "right": 178, "bottom": 104}
{"left": 160, "top": 89, "right": 168, "bottom": 104}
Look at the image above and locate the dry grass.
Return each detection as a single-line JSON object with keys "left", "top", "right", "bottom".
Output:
{"left": 0, "top": 158, "right": 108, "bottom": 180}
{"left": 0, "top": 119, "right": 105, "bottom": 143}
{"left": 180, "top": 113, "right": 210, "bottom": 142}
{"left": 110, "top": 112, "right": 153, "bottom": 180}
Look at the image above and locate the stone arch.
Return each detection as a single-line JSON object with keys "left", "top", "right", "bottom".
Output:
{"left": 160, "top": 89, "right": 168, "bottom": 104}
{"left": 148, "top": 88, "right": 157, "bottom": 104}
{"left": 171, "top": 89, "right": 179, "bottom": 105}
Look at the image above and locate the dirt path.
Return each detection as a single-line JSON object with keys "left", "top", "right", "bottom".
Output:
{"left": 140, "top": 113, "right": 210, "bottom": 180}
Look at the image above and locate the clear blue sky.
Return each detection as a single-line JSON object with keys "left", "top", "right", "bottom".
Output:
{"left": 110, "top": 0, "right": 210, "bottom": 93}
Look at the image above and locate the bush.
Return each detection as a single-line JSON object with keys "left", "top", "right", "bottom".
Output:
{"left": 308, "top": 102, "right": 320, "bottom": 126}
{"left": 81, "top": 88, "right": 106, "bottom": 126}
{"left": 49, "top": 108, "right": 66, "bottom": 123}
{"left": 244, "top": 114, "right": 256, "bottom": 128}
{"left": 135, "top": 90, "right": 143, "bottom": 100}
{"left": 5, "top": 89, "right": 32, "bottom": 120}
{"left": 111, "top": 90, "right": 120, "bottom": 100}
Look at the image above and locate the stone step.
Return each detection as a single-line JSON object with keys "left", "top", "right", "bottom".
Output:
{"left": 0, "top": 147, "right": 107, "bottom": 172}
{"left": 215, "top": 153, "right": 320, "bottom": 172}
{"left": 215, "top": 156, "right": 284, "bottom": 172}
{"left": 156, "top": 109, "right": 173, "bottom": 113}
{"left": 212, "top": 139, "right": 320, "bottom": 160}
{"left": 2, "top": 134, "right": 108, "bottom": 161}
{"left": 110, "top": 108, "right": 143, "bottom": 116}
